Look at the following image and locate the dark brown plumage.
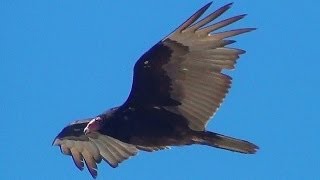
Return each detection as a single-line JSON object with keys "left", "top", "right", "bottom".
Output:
{"left": 53, "top": 2, "right": 258, "bottom": 178}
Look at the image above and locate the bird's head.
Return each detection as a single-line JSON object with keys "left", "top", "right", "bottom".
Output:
{"left": 84, "top": 116, "right": 103, "bottom": 135}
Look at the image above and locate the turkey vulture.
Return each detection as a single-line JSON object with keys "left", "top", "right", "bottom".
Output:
{"left": 53, "top": 2, "right": 258, "bottom": 178}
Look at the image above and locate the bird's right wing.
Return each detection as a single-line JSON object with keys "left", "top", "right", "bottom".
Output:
{"left": 53, "top": 120, "right": 138, "bottom": 178}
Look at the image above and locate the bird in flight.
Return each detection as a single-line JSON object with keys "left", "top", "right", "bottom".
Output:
{"left": 53, "top": 2, "right": 258, "bottom": 178}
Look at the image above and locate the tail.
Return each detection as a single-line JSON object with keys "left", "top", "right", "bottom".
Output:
{"left": 193, "top": 131, "right": 259, "bottom": 154}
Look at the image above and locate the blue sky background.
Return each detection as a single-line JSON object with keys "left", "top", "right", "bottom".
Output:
{"left": 1, "top": 0, "right": 319, "bottom": 179}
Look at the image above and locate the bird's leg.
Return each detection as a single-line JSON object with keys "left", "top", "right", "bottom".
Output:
{"left": 84, "top": 117, "right": 103, "bottom": 135}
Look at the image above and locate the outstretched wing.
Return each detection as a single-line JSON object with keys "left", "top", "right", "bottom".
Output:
{"left": 122, "top": 2, "right": 255, "bottom": 130}
{"left": 53, "top": 120, "right": 139, "bottom": 178}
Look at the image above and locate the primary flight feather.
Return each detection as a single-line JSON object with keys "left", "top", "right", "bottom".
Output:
{"left": 53, "top": 2, "right": 258, "bottom": 178}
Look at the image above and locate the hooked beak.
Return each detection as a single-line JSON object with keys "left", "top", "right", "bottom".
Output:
{"left": 84, "top": 126, "right": 90, "bottom": 135}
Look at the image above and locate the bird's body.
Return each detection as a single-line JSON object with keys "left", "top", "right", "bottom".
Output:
{"left": 53, "top": 2, "right": 258, "bottom": 178}
{"left": 99, "top": 107, "right": 192, "bottom": 147}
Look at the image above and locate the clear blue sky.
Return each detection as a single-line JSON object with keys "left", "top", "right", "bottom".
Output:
{"left": 1, "top": 0, "right": 319, "bottom": 179}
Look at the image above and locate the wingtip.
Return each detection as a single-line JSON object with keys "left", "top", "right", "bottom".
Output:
{"left": 250, "top": 146, "right": 259, "bottom": 154}
{"left": 238, "top": 14, "right": 248, "bottom": 18}
{"left": 246, "top": 142, "right": 260, "bottom": 154}
{"left": 212, "top": 2, "right": 234, "bottom": 17}
{"left": 200, "top": 1, "right": 213, "bottom": 12}
{"left": 237, "top": 27, "right": 257, "bottom": 34}
{"left": 52, "top": 138, "right": 60, "bottom": 146}
{"left": 246, "top": 28, "right": 257, "bottom": 33}
{"left": 205, "top": 1, "right": 213, "bottom": 8}
{"left": 72, "top": 156, "right": 85, "bottom": 171}
{"left": 86, "top": 164, "right": 98, "bottom": 179}
{"left": 225, "top": 2, "right": 234, "bottom": 8}
{"left": 102, "top": 157, "right": 119, "bottom": 169}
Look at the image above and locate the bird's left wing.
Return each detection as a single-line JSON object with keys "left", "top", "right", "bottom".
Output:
{"left": 53, "top": 120, "right": 138, "bottom": 178}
